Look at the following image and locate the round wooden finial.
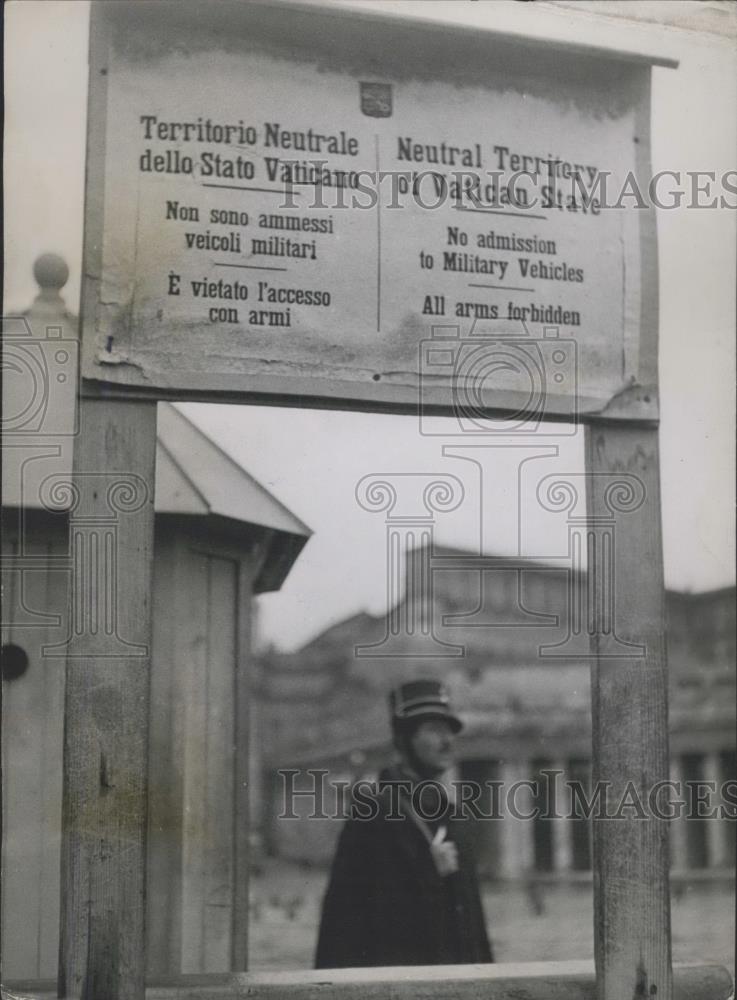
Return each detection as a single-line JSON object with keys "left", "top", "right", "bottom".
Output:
{"left": 33, "top": 253, "right": 69, "bottom": 292}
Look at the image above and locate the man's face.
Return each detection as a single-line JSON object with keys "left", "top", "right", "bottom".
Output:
{"left": 409, "top": 718, "right": 456, "bottom": 776}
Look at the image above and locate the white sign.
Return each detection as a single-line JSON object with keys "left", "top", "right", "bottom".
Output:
{"left": 82, "top": 1, "right": 657, "bottom": 421}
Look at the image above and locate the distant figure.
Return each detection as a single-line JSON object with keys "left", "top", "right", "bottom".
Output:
{"left": 315, "top": 679, "right": 493, "bottom": 968}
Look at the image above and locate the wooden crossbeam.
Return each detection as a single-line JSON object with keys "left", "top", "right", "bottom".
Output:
{"left": 8, "top": 962, "right": 733, "bottom": 1000}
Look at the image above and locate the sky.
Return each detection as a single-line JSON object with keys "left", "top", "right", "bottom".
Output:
{"left": 5, "top": 1, "right": 736, "bottom": 651}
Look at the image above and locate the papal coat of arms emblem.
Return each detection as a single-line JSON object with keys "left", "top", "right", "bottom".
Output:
{"left": 360, "top": 82, "right": 393, "bottom": 118}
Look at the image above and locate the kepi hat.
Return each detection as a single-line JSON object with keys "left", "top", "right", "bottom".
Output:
{"left": 389, "top": 679, "right": 463, "bottom": 734}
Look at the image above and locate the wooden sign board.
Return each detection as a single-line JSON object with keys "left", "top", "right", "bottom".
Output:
{"left": 81, "top": 0, "right": 661, "bottom": 419}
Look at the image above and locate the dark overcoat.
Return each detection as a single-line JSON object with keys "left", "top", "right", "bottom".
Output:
{"left": 314, "top": 774, "right": 493, "bottom": 968}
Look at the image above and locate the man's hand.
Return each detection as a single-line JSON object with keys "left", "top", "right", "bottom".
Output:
{"left": 430, "top": 825, "right": 459, "bottom": 877}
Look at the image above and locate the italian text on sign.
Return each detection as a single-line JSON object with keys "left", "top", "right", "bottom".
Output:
{"left": 82, "top": 1, "right": 657, "bottom": 420}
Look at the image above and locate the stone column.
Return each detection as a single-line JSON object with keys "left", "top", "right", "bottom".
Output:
{"left": 704, "top": 752, "right": 731, "bottom": 868}
{"left": 500, "top": 759, "right": 535, "bottom": 878}
{"left": 669, "top": 755, "right": 688, "bottom": 873}
{"left": 550, "top": 762, "right": 574, "bottom": 873}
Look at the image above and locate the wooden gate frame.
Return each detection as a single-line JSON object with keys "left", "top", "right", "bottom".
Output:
{"left": 41, "top": 5, "right": 729, "bottom": 1000}
{"left": 54, "top": 408, "right": 717, "bottom": 1000}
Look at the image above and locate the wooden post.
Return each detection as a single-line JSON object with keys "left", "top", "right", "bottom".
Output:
{"left": 586, "top": 424, "right": 672, "bottom": 1000}
{"left": 57, "top": 397, "right": 157, "bottom": 1000}
{"left": 231, "top": 559, "right": 255, "bottom": 971}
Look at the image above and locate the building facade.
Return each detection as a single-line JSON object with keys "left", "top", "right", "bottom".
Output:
{"left": 257, "top": 545, "right": 735, "bottom": 877}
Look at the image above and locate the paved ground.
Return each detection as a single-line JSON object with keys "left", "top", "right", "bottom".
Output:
{"left": 248, "top": 860, "right": 734, "bottom": 974}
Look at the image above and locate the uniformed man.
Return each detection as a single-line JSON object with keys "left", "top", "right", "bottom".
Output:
{"left": 315, "top": 679, "right": 493, "bottom": 968}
